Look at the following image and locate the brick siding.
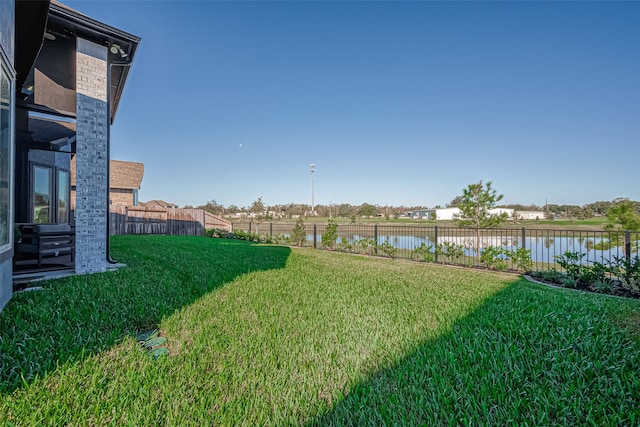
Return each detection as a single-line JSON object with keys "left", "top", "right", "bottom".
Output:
{"left": 74, "top": 38, "right": 108, "bottom": 274}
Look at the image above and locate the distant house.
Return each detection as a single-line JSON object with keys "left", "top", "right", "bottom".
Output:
{"left": 409, "top": 208, "right": 460, "bottom": 220}
{"left": 71, "top": 159, "right": 144, "bottom": 207}
{"left": 514, "top": 210, "right": 546, "bottom": 220}
{"left": 138, "top": 200, "right": 178, "bottom": 209}
{"left": 409, "top": 207, "right": 532, "bottom": 221}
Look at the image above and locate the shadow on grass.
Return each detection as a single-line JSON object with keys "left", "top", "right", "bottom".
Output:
{"left": 0, "top": 235, "right": 291, "bottom": 394}
{"left": 309, "top": 282, "right": 640, "bottom": 426}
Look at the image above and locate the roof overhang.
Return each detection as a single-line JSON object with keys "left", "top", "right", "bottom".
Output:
{"left": 15, "top": 1, "right": 51, "bottom": 93}
{"left": 48, "top": 1, "right": 141, "bottom": 123}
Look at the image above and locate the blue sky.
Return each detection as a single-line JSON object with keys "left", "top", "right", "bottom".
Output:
{"left": 66, "top": 1, "right": 640, "bottom": 209}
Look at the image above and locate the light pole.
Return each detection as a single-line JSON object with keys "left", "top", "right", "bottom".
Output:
{"left": 309, "top": 163, "right": 315, "bottom": 215}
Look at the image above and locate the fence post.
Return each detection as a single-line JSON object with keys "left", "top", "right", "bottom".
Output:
{"left": 626, "top": 230, "right": 631, "bottom": 260}
{"left": 313, "top": 224, "right": 317, "bottom": 249}
{"left": 248, "top": 221, "right": 252, "bottom": 233}
{"left": 434, "top": 225, "right": 438, "bottom": 263}
{"left": 521, "top": 227, "right": 526, "bottom": 250}
{"left": 374, "top": 224, "right": 378, "bottom": 256}
{"left": 269, "top": 222, "right": 273, "bottom": 237}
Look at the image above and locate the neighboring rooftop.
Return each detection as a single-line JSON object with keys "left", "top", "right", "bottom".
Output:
{"left": 71, "top": 158, "right": 144, "bottom": 190}
{"left": 138, "top": 200, "right": 179, "bottom": 209}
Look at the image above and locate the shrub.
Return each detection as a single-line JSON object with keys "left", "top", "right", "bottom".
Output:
{"left": 354, "top": 239, "right": 377, "bottom": 256}
{"left": 337, "top": 239, "right": 353, "bottom": 253}
{"left": 411, "top": 243, "right": 434, "bottom": 262}
{"left": 506, "top": 247, "right": 533, "bottom": 272}
{"left": 291, "top": 217, "right": 307, "bottom": 246}
{"left": 273, "top": 234, "right": 291, "bottom": 245}
{"left": 378, "top": 240, "right": 397, "bottom": 258}
{"left": 590, "top": 279, "right": 620, "bottom": 295}
{"left": 321, "top": 219, "right": 338, "bottom": 249}
{"left": 480, "top": 246, "right": 508, "bottom": 271}
{"left": 578, "top": 261, "right": 611, "bottom": 285}
{"left": 611, "top": 255, "right": 640, "bottom": 294}
{"left": 435, "top": 242, "right": 465, "bottom": 264}
{"left": 206, "top": 228, "right": 230, "bottom": 238}
{"left": 555, "top": 251, "right": 587, "bottom": 281}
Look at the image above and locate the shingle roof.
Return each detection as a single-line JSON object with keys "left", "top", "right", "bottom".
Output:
{"left": 139, "top": 200, "right": 179, "bottom": 209}
{"left": 71, "top": 157, "right": 144, "bottom": 190}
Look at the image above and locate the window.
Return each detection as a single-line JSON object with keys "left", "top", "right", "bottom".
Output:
{"left": 0, "top": 62, "right": 12, "bottom": 249}
{"left": 58, "top": 170, "right": 69, "bottom": 223}
{"left": 33, "top": 165, "right": 52, "bottom": 224}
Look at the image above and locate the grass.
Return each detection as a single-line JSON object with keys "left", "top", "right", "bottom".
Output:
{"left": 1, "top": 236, "right": 640, "bottom": 425}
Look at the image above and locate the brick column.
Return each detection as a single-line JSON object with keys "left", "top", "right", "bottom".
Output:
{"left": 75, "top": 38, "right": 109, "bottom": 274}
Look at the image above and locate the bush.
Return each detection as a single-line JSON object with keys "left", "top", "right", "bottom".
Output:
{"left": 273, "top": 234, "right": 291, "bottom": 245}
{"left": 555, "top": 251, "right": 587, "bottom": 281}
{"left": 206, "top": 228, "right": 230, "bottom": 238}
{"left": 354, "top": 239, "right": 377, "bottom": 256}
{"left": 291, "top": 217, "right": 307, "bottom": 246}
{"left": 321, "top": 219, "right": 338, "bottom": 249}
{"left": 610, "top": 255, "right": 640, "bottom": 294}
{"left": 506, "top": 247, "right": 533, "bottom": 272}
{"left": 590, "top": 279, "right": 620, "bottom": 295}
{"left": 480, "top": 246, "right": 508, "bottom": 271}
{"left": 411, "top": 243, "right": 434, "bottom": 262}
{"left": 337, "top": 239, "right": 353, "bottom": 253}
{"left": 378, "top": 240, "right": 397, "bottom": 258}
{"left": 435, "top": 242, "right": 465, "bottom": 264}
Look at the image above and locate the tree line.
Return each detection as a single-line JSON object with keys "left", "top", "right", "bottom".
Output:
{"left": 186, "top": 196, "right": 639, "bottom": 221}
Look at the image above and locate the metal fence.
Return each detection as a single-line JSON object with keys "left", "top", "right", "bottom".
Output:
{"left": 232, "top": 221, "right": 639, "bottom": 272}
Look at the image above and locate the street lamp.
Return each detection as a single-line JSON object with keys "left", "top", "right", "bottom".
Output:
{"left": 309, "top": 163, "right": 315, "bottom": 214}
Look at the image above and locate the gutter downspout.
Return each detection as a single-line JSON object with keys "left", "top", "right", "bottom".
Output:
{"left": 106, "top": 58, "right": 133, "bottom": 265}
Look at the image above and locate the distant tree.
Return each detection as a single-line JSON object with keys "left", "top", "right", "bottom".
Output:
{"left": 605, "top": 200, "right": 640, "bottom": 255}
{"left": 291, "top": 217, "right": 307, "bottom": 246}
{"left": 199, "top": 199, "right": 225, "bottom": 215}
{"left": 358, "top": 203, "right": 377, "bottom": 217}
{"left": 578, "top": 206, "right": 594, "bottom": 220}
{"left": 227, "top": 204, "right": 240, "bottom": 213}
{"left": 606, "top": 201, "right": 640, "bottom": 230}
{"left": 456, "top": 181, "right": 509, "bottom": 257}
{"left": 250, "top": 197, "right": 265, "bottom": 217}
{"left": 337, "top": 204, "right": 356, "bottom": 218}
{"left": 447, "top": 196, "right": 464, "bottom": 208}
{"left": 585, "top": 201, "right": 612, "bottom": 217}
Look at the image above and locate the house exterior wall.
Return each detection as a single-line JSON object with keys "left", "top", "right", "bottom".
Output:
{"left": 0, "top": 0, "right": 14, "bottom": 65}
{"left": 110, "top": 189, "right": 134, "bottom": 206}
{"left": 0, "top": 0, "right": 14, "bottom": 312}
{"left": 74, "top": 38, "right": 108, "bottom": 274}
{"left": 515, "top": 211, "right": 546, "bottom": 220}
{"left": 0, "top": 258, "right": 10, "bottom": 312}
{"left": 435, "top": 208, "right": 461, "bottom": 220}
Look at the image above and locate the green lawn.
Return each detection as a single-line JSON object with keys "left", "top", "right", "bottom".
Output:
{"left": 1, "top": 236, "right": 639, "bottom": 425}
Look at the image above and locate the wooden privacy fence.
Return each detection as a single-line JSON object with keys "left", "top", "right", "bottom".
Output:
{"left": 110, "top": 206, "right": 232, "bottom": 236}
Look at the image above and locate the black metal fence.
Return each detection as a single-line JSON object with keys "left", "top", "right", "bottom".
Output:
{"left": 233, "top": 221, "right": 639, "bottom": 272}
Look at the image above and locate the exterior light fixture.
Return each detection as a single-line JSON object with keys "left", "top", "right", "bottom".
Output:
{"left": 110, "top": 44, "right": 128, "bottom": 58}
